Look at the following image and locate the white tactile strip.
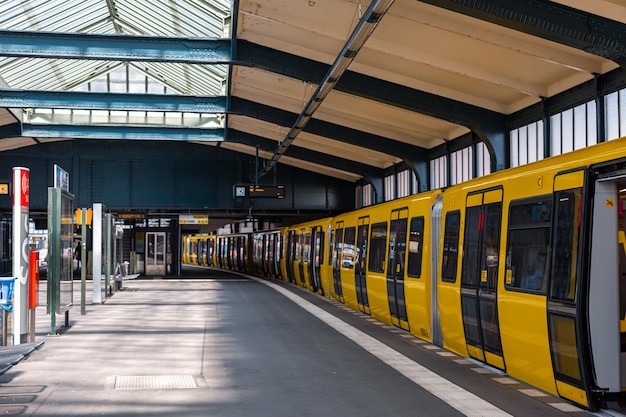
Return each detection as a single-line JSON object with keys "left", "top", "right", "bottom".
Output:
{"left": 518, "top": 389, "right": 548, "bottom": 398}
{"left": 110, "top": 375, "right": 199, "bottom": 390}
{"left": 549, "top": 402, "right": 586, "bottom": 412}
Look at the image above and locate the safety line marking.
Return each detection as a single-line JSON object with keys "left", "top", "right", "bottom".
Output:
{"left": 262, "top": 280, "right": 513, "bottom": 417}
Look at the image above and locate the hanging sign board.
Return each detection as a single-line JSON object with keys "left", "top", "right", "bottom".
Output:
{"left": 179, "top": 215, "right": 209, "bottom": 225}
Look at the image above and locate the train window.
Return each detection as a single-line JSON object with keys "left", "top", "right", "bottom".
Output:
{"left": 296, "top": 233, "right": 303, "bottom": 261}
{"left": 314, "top": 229, "right": 324, "bottom": 266}
{"left": 550, "top": 189, "right": 582, "bottom": 302}
{"left": 333, "top": 228, "right": 344, "bottom": 269}
{"left": 461, "top": 206, "right": 482, "bottom": 288}
{"left": 407, "top": 216, "right": 424, "bottom": 278}
{"left": 343, "top": 227, "right": 356, "bottom": 269}
{"left": 303, "top": 233, "right": 311, "bottom": 263}
{"left": 505, "top": 198, "right": 551, "bottom": 292}
{"left": 549, "top": 313, "right": 582, "bottom": 382}
{"left": 368, "top": 222, "right": 387, "bottom": 273}
{"left": 442, "top": 211, "right": 460, "bottom": 283}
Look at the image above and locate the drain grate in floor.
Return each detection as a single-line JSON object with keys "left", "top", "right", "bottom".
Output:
{"left": 111, "top": 375, "right": 199, "bottom": 390}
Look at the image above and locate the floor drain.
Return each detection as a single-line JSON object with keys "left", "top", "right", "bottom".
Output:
{"left": 110, "top": 375, "right": 199, "bottom": 390}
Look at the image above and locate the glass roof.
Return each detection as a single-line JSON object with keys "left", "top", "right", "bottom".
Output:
{"left": 0, "top": 0, "right": 231, "bottom": 94}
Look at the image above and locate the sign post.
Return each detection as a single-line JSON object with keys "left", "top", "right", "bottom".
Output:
{"left": 47, "top": 164, "right": 74, "bottom": 336}
{"left": 12, "top": 167, "right": 29, "bottom": 345}
{"left": 92, "top": 203, "right": 103, "bottom": 304}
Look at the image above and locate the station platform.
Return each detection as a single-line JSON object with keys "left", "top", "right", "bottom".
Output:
{"left": 0, "top": 266, "right": 614, "bottom": 416}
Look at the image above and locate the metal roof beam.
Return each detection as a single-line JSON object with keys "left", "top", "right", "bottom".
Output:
{"left": 237, "top": 41, "right": 507, "bottom": 171}
{"left": 231, "top": 97, "right": 428, "bottom": 158}
{"left": 229, "top": 129, "right": 385, "bottom": 181}
{"left": 0, "top": 30, "right": 231, "bottom": 64}
{"left": 232, "top": 97, "right": 430, "bottom": 187}
{"left": 0, "top": 122, "right": 20, "bottom": 139}
{"left": 418, "top": 0, "right": 626, "bottom": 68}
{"left": 0, "top": 89, "right": 226, "bottom": 113}
{"left": 21, "top": 124, "right": 223, "bottom": 142}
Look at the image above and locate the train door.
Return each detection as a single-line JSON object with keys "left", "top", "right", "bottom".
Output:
{"left": 544, "top": 169, "right": 591, "bottom": 407}
{"left": 261, "top": 234, "right": 269, "bottom": 277}
{"left": 387, "top": 208, "right": 409, "bottom": 330}
{"left": 332, "top": 222, "right": 345, "bottom": 302}
{"left": 199, "top": 239, "right": 207, "bottom": 266}
{"left": 460, "top": 188, "right": 504, "bottom": 369}
{"left": 286, "top": 230, "right": 297, "bottom": 284}
{"left": 273, "top": 233, "right": 283, "bottom": 280}
{"left": 297, "top": 231, "right": 307, "bottom": 286}
{"left": 309, "top": 227, "right": 323, "bottom": 294}
{"left": 239, "top": 235, "right": 248, "bottom": 272}
{"left": 265, "top": 234, "right": 273, "bottom": 277}
{"left": 431, "top": 196, "right": 443, "bottom": 347}
{"left": 207, "top": 238, "right": 215, "bottom": 267}
{"left": 355, "top": 217, "right": 370, "bottom": 314}
{"left": 227, "top": 236, "right": 235, "bottom": 270}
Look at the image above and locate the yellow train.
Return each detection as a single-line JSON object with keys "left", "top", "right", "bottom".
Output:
{"left": 183, "top": 135, "right": 626, "bottom": 410}
{"left": 182, "top": 234, "right": 216, "bottom": 267}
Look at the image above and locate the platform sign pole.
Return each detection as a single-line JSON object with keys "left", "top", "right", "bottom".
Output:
{"left": 12, "top": 167, "right": 29, "bottom": 345}
{"left": 93, "top": 203, "right": 103, "bottom": 304}
{"left": 80, "top": 209, "right": 86, "bottom": 315}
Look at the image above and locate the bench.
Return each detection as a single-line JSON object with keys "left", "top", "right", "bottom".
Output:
{"left": 114, "top": 263, "right": 140, "bottom": 282}
{"left": 110, "top": 263, "right": 140, "bottom": 293}
{"left": 0, "top": 340, "right": 44, "bottom": 375}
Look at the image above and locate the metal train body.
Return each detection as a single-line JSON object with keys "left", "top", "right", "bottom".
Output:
{"left": 182, "top": 135, "right": 626, "bottom": 410}
{"left": 182, "top": 234, "right": 216, "bottom": 267}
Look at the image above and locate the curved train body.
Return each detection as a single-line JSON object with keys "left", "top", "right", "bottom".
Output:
{"left": 183, "top": 136, "right": 626, "bottom": 410}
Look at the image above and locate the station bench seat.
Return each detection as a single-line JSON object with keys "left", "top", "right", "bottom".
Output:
{"left": 114, "top": 263, "right": 140, "bottom": 282}
{"left": 0, "top": 340, "right": 44, "bottom": 375}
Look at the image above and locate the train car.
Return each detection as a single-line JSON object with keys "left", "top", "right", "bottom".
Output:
{"left": 182, "top": 234, "right": 216, "bottom": 267}
{"left": 216, "top": 232, "right": 253, "bottom": 273}
{"left": 252, "top": 227, "right": 287, "bottom": 279}
{"left": 329, "top": 191, "right": 442, "bottom": 342}
{"left": 437, "top": 135, "right": 626, "bottom": 409}
{"left": 284, "top": 217, "right": 333, "bottom": 294}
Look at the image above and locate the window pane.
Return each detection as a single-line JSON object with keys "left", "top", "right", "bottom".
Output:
{"left": 574, "top": 104, "right": 587, "bottom": 150}
{"left": 550, "top": 189, "right": 582, "bottom": 302}
{"left": 510, "top": 129, "right": 520, "bottom": 168}
{"left": 562, "top": 109, "right": 574, "bottom": 153}
{"left": 407, "top": 217, "right": 424, "bottom": 278}
{"left": 476, "top": 141, "right": 491, "bottom": 177}
{"left": 343, "top": 227, "right": 356, "bottom": 269}
{"left": 586, "top": 102, "right": 597, "bottom": 145}
{"left": 389, "top": 218, "right": 407, "bottom": 279}
{"left": 506, "top": 211, "right": 550, "bottom": 293}
{"left": 483, "top": 202, "right": 502, "bottom": 291}
{"left": 461, "top": 206, "right": 481, "bottom": 287}
{"left": 549, "top": 314, "right": 581, "bottom": 381}
{"left": 385, "top": 175, "right": 395, "bottom": 201}
{"left": 519, "top": 126, "right": 528, "bottom": 165}
{"left": 605, "top": 91, "right": 620, "bottom": 141}
{"left": 442, "top": 211, "right": 460, "bottom": 282}
{"left": 368, "top": 222, "right": 387, "bottom": 273}
{"left": 397, "top": 170, "right": 410, "bottom": 198}
{"left": 551, "top": 114, "right": 562, "bottom": 156}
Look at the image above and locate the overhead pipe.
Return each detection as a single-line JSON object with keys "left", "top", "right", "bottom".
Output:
{"left": 257, "top": 0, "right": 395, "bottom": 178}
